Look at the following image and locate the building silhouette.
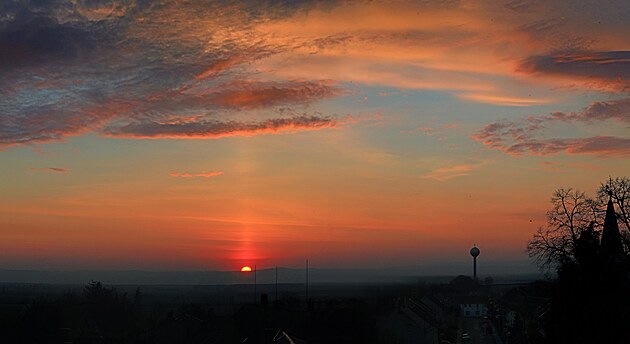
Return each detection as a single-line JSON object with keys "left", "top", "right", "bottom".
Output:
{"left": 601, "top": 187, "right": 624, "bottom": 261}
{"left": 470, "top": 245, "right": 480, "bottom": 282}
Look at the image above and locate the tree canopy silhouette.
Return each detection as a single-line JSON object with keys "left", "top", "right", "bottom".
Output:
{"left": 527, "top": 176, "right": 630, "bottom": 344}
{"left": 527, "top": 176, "right": 630, "bottom": 268}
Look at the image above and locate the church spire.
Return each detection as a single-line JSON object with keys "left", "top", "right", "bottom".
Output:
{"left": 600, "top": 179, "right": 623, "bottom": 259}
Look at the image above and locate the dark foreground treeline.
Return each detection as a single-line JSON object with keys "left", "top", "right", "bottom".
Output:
{"left": 0, "top": 280, "right": 262, "bottom": 343}
{"left": 0, "top": 280, "right": 237, "bottom": 344}
{"left": 0, "top": 280, "right": 436, "bottom": 344}
{"left": 5, "top": 271, "right": 627, "bottom": 344}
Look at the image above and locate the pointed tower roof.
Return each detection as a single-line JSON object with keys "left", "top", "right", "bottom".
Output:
{"left": 600, "top": 185, "right": 623, "bottom": 259}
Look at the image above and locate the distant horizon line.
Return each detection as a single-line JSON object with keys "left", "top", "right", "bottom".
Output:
{"left": 0, "top": 259, "right": 539, "bottom": 273}
{"left": 0, "top": 262, "right": 546, "bottom": 285}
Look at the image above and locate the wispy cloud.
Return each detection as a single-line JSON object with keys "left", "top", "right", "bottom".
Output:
{"left": 421, "top": 163, "right": 483, "bottom": 182}
{"left": 30, "top": 167, "right": 70, "bottom": 174}
{"left": 500, "top": 136, "right": 630, "bottom": 156}
{"left": 530, "top": 161, "right": 605, "bottom": 172}
{"left": 103, "top": 115, "right": 337, "bottom": 139}
{"left": 472, "top": 98, "right": 630, "bottom": 156}
{"left": 400, "top": 126, "right": 435, "bottom": 135}
{"left": 2, "top": 0, "right": 630, "bottom": 150}
{"left": 458, "top": 93, "right": 553, "bottom": 107}
{"left": 400, "top": 123, "right": 457, "bottom": 141}
{"left": 170, "top": 171, "right": 224, "bottom": 178}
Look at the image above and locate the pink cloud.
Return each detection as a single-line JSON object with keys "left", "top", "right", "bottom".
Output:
{"left": 473, "top": 98, "right": 630, "bottom": 157}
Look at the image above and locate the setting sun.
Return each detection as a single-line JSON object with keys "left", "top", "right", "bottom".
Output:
{"left": 241, "top": 266, "right": 252, "bottom": 272}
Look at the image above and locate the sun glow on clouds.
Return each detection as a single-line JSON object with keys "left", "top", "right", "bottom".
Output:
{"left": 458, "top": 93, "right": 553, "bottom": 107}
{"left": 103, "top": 115, "right": 338, "bottom": 139}
{"left": 1, "top": 0, "right": 628, "bottom": 151}
{"left": 1, "top": 0, "right": 630, "bottom": 270}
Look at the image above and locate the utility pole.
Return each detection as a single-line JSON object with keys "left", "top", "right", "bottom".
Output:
{"left": 306, "top": 259, "right": 309, "bottom": 305}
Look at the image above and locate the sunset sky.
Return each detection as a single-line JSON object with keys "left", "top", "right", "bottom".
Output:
{"left": 1, "top": 0, "right": 628, "bottom": 272}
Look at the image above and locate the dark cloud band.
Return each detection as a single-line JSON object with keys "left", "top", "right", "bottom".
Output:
{"left": 519, "top": 51, "right": 630, "bottom": 91}
{"left": 472, "top": 97, "right": 630, "bottom": 157}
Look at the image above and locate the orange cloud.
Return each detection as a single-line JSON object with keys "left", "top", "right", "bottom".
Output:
{"left": 195, "top": 56, "right": 248, "bottom": 80}
{"left": 9, "top": 0, "right": 629, "bottom": 152}
{"left": 458, "top": 93, "right": 553, "bottom": 107}
{"left": 258, "top": 55, "right": 498, "bottom": 92}
{"left": 443, "top": 123, "right": 457, "bottom": 130}
{"left": 103, "top": 115, "right": 337, "bottom": 139}
{"left": 203, "top": 80, "right": 340, "bottom": 110}
{"left": 170, "top": 171, "right": 224, "bottom": 178}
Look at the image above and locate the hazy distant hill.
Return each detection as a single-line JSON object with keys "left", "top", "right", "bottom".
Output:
{"left": 0, "top": 261, "right": 541, "bottom": 285}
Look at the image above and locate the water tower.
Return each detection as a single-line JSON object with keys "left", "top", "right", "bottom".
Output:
{"left": 470, "top": 245, "right": 480, "bottom": 281}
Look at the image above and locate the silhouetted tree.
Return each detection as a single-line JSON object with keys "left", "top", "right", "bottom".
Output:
{"left": 527, "top": 177, "right": 630, "bottom": 343}
{"left": 134, "top": 287, "right": 142, "bottom": 305}
{"left": 545, "top": 221, "right": 629, "bottom": 343}
{"left": 527, "top": 177, "right": 630, "bottom": 268}
{"left": 449, "top": 275, "right": 476, "bottom": 291}
{"left": 81, "top": 280, "right": 138, "bottom": 341}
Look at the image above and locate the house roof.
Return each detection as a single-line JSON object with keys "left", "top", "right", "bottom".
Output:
{"left": 406, "top": 299, "right": 439, "bottom": 327}
{"left": 420, "top": 295, "right": 447, "bottom": 312}
{"left": 273, "top": 329, "right": 308, "bottom": 344}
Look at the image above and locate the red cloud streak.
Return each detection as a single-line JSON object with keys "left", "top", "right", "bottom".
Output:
{"left": 103, "top": 115, "right": 337, "bottom": 139}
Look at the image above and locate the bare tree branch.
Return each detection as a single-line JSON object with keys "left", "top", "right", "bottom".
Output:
{"left": 529, "top": 177, "right": 630, "bottom": 270}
